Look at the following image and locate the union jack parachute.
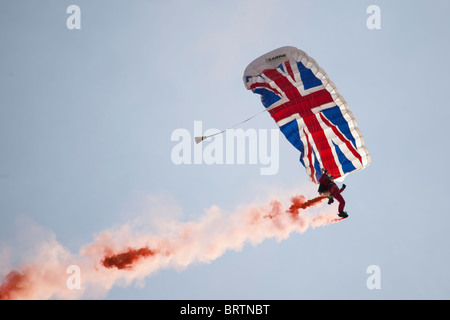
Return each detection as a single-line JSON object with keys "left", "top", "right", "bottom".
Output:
{"left": 243, "top": 46, "right": 370, "bottom": 183}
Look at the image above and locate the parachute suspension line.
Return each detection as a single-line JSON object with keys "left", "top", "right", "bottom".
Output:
{"left": 194, "top": 108, "right": 267, "bottom": 144}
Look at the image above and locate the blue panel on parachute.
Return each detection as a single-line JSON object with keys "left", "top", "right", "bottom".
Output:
{"left": 321, "top": 106, "right": 357, "bottom": 149}
{"left": 279, "top": 120, "right": 303, "bottom": 153}
{"left": 253, "top": 88, "right": 281, "bottom": 108}
{"left": 297, "top": 61, "right": 322, "bottom": 90}
{"left": 332, "top": 141, "right": 357, "bottom": 174}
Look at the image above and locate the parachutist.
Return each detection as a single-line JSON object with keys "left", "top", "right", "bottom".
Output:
{"left": 243, "top": 46, "right": 370, "bottom": 220}
{"left": 318, "top": 168, "right": 348, "bottom": 218}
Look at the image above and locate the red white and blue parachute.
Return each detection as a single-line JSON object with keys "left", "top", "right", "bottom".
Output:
{"left": 244, "top": 46, "right": 370, "bottom": 183}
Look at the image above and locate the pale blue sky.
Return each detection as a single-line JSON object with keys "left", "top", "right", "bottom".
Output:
{"left": 1, "top": 0, "right": 450, "bottom": 299}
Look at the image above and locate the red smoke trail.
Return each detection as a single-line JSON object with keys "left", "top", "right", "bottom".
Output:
{"left": 0, "top": 270, "right": 30, "bottom": 300}
{"left": 0, "top": 193, "right": 345, "bottom": 299}
{"left": 288, "top": 195, "right": 345, "bottom": 224}
{"left": 100, "top": 194, "right": 339, "bottom": 271}
{"left": 101, "top": 247, "right": 159, "bottom": 270}
{"left": 264, "top": 195, "right": 327, "bottom": 219}
{"left": 288, "top": 195, "right": 327, "bottom": 212}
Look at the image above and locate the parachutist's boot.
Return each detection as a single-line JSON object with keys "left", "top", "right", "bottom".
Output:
{"left": 327, "top": 196, "right": 334, "bottom": 205}
{"left": 338, "top": 211, "right": 348, "bottom": 218}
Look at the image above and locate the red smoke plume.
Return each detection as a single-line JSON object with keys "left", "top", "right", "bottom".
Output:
{"left": 0, "top": 270, "right": 30, "bottom": 300}
{"left": 288, "top": 195, "right": 327, "bottom": 213}
{"left": 101, "top": 247, "right": 159, "bottom": 270}
{"left": 100, "top": 194, "right": 339, "bottom": 271}
{"left": 0, "top": 193, "right": 345, "bottom": 299}
{"left": 264, "top": 195, "right": 327, "bottom": 219}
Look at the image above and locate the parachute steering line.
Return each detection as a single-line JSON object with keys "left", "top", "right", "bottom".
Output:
{"left": 194, "top": 108, "right": 267, "bottom": 144}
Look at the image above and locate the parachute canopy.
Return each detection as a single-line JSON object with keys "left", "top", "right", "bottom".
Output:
{"left": 243, "top": 46, "right": 370, "bottom": 183}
